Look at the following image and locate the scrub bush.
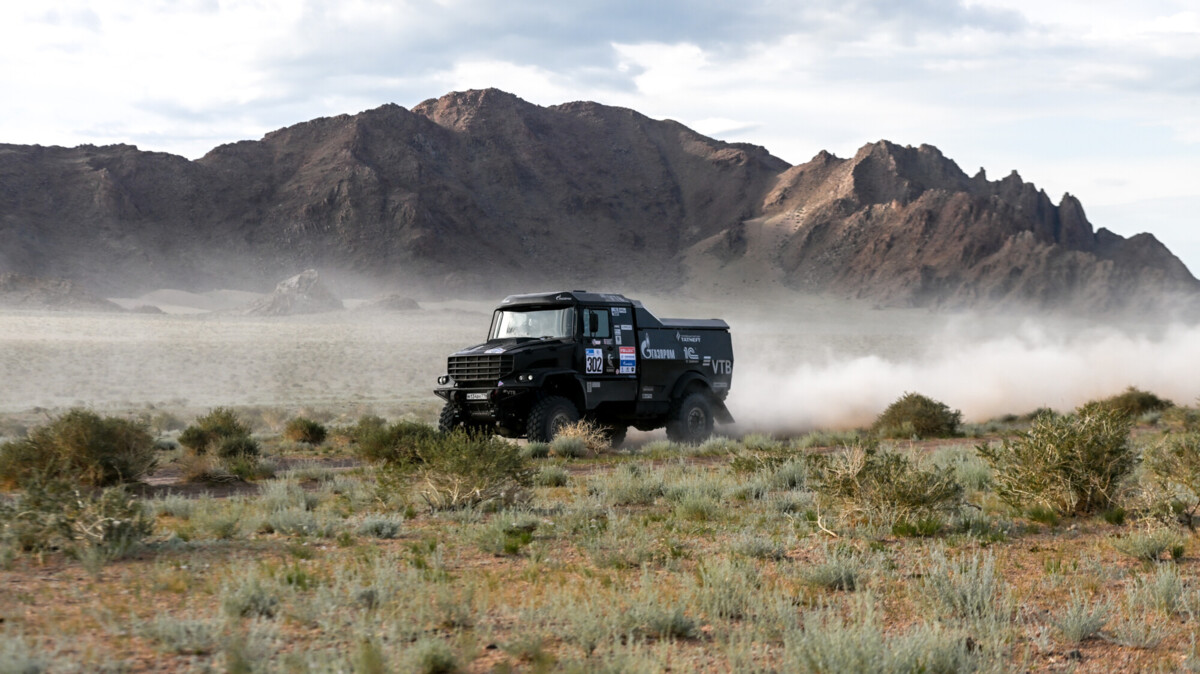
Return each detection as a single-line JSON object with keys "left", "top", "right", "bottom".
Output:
{"left": 1091, "top": 386, "right": 1173, "bottom": 420}
{"left": 353, "top": 419, "right": 439, "bottom": 465}
{"left": 373, "top": 426, "right": 533, "bottom": 511}
{"left": 977, "top": 404, "right": 1134, "bottom": 516}
{"left": 1143, "top": 432, "right": 1200, "bottom": 527}
{"left": 873, "top": 392, "right": 962, "bottom": 439}
{"left": 812, "top": 444, "right": 963, "bottom": 522}
{"left": 0, "top": 477, "right": 152, "bottom": 561}
{"left": 283, "top": 417, "right": 327, "bottom": 445}
{"left": 179, "top": 408, "right": 256, "bottom": 456}
{"left": 0, "top": 409, "right": 156, "bottom": 488}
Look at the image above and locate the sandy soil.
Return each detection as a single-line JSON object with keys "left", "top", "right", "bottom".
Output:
{"left": 2, "top": 291, "right": 1198, "bottom": 436}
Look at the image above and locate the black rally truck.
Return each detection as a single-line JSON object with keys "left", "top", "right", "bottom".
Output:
{"left": 434, "top": 291, "right": 734, "bottom": 444}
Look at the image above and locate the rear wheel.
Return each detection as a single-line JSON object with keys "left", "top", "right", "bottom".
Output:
{"left": 666, "top": 392, "right": 715, "bottom": 444}
{"left": 526, "top": 395, "right": 580, "bottom": 443}
{"left": 604, "top": 424, "right": 628, "bottom": 448}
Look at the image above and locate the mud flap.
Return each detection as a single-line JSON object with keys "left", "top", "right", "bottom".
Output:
{"left": 712, "top": 397, "right": 735, "bottom": 425}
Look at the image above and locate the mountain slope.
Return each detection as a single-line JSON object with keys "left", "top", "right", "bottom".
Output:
{"left": 0, "top": 89, "right": 1194, "bottom": 312}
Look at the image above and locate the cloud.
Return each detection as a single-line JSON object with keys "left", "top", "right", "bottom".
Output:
{"left": 1, "top": 0, "right": 1198, "bottom": 274}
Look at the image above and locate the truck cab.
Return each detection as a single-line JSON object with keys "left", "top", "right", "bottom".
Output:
{"left": 434, "top": 291, "right": 734, "bottom": 443}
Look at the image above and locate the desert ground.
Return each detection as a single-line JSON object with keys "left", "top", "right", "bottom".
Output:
{"left": 3, "top": 292, "right": 1200, "bottom": 672}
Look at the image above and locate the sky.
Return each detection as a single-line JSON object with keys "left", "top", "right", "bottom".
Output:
{"left": 2, "top": 0, "right": 1197, "bottom": 273}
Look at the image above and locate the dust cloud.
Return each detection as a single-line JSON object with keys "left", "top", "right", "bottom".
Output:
{"left": 731, "top": 316, "right": 1200, "bottom": 433}
{"left": 3, "top": 291, "right": 1199, "bottom": 440}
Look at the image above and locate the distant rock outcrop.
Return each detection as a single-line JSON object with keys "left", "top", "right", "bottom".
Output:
{"left": 244, "top": 270, "right": 343, "bottom": 315}
{"left": 0, "top": 89, "right": 1196, "bottom": 313}
{"left": 356, "top": 293, "right": 420, "bottom": 312}
{"left": 0, "top": 272, "right": 123, "bottom": 311}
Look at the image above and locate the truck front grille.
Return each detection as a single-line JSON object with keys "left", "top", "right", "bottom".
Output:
{"left": 448, "top": 354, "right": 513, "bottom": 384}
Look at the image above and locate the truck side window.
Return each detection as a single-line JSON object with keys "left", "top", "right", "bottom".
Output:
{"left": 581, "top": 307, "right": 612, "bottom": 339}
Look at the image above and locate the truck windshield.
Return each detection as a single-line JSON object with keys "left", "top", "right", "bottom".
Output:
{"left": 490, "top": 307, "right": 575, "bottom": 340}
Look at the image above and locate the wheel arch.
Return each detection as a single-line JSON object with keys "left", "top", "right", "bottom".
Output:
{"left": 668, "top": 371, "right": 735, "bottom": 425}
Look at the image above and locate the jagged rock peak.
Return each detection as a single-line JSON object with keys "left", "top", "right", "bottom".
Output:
{"left": 412, "top": 88, "right": 533, "bottom": 131}
{"left": 245, "top": 270, "right": 343, "bottom": 316}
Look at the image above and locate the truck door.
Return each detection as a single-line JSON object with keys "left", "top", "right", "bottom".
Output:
{"left": 579, "top": 305, "right": 637, "bottom": 407}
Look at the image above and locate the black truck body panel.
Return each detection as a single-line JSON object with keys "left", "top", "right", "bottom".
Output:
{"left": 434, "top": 291, "right": 734, "bottom": 439}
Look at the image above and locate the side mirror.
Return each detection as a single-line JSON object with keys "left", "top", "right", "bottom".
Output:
{"left": 588, "top": 312, "right": 599, "bottom": 334}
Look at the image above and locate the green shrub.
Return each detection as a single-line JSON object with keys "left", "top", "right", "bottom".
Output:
{"left": 375, "top": 429, "right": 533, "bottom": 511}
{"left": 357, "top": 515, "right": 404, "bottom": 540}
{"left": 1144, "top": 432, "right": 1200, "bottom": 527}
{"left": 872, "top": 392, "right": 962, "bottom": 439}
{"left": 1091, "top": 386, "right": 1173, "bottom": 420}
{"left": 812, "top": 445, "right": 963, "bottom": 522}
{"left": 178, "top": 408, "right": 253, "bottom": 454}
{"left": 977, "top": 403, "right": 1134, "bottom": 516}
{"left": 136, "top": 614, "right": 224, "bottom": 655}
{"left": 1112, "top": 527, "right": 1187, "bottom": 563}
{"left": 521, "top": 442, "right": 550, "bottom": 460}
{"left": 801, "top": 545, "right": 867, "bottom": 591}
{"left": 919, "top": 548, "right": 1013, "bottom": 627}
{"left": 785, "top": 599, "right": 980, "bottom": 673}
{"left": 283, "top": 417, "right": 327, "bottom": 445}
{"left": 216, "top": 435, "right": 260, "bottom": 459}
{"left": 534, "top": 465, "right": 569, "bottom": 487}
{"left": 0, "top": 477, "right": 152, "bottom": 561}
{"left": 354, "top": 420, "right": 440, "bottom": 465}
{"left": 0, "top": 409, "right": 156, "bottom": 488}
{"left": 589, "top": 464, "right": 664, "bottom": 506}
{"left": 220, "top": 573, "right": 280, "bottom": 619}
{"left": 1050, "top": 591, "right": 1108, "bottom": 643}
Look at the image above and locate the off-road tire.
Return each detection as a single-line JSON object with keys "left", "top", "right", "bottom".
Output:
{"left": 438, "top": 403, "right": 488, "bottom": 435}
{"left": 666, "top": 392, "right": 715, "bottom": 444}
{"left": 526, "top": 395, "right": 580, "bottom": 443}
{"left": 438, "top": 402, "right": 465, "bottom": 433}
{"left": 604, "top": 424, "right": 628, "bottom": 448}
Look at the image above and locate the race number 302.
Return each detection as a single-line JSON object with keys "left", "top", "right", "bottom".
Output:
{"left": 585, "top": 348, "right": 604, "bottom": 374}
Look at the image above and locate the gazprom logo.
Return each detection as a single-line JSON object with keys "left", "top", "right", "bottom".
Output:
{"left": 641, "top": 334, "right": 676, "bottom": 360}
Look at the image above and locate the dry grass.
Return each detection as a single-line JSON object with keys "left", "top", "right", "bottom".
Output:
{"left": 1, "top": 418, "right": 1198, "bottom": 672}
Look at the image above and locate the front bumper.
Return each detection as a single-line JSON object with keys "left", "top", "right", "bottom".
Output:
{"left": 434, "top": 383, "right": 538, "bottom": 421}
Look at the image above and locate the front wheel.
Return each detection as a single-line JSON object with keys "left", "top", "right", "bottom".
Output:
{"left": 665, "top": 392, "right": 715, "bottom": 444}
{"left": 438, "top": 402, "right": 488, "bottom": 435}
{"left": 526, "top": 395, "right": 580, "bottom": 443}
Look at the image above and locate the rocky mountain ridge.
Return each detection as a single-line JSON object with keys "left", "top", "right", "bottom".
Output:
{"left": 0, "top": 88, "right": 1194, "bottom": 313}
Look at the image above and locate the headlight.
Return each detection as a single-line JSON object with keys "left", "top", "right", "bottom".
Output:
{"left": 437, "top": 375, "right": 449, "bottom": 385}
{"left": 518, "top": 373, "right": 533, "bottom": 382}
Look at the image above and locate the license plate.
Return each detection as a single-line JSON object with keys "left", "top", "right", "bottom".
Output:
{"left": 466, "top": 392, "right": 488, "bottom": 401}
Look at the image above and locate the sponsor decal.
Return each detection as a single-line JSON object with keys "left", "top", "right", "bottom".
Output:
{"left": 713, "top": 382, "right": 729, "bottom": 389}
{"left": 711, "top": 359, "right": 733, "bottom": 375}
{"left": 621, "top": 324, "right": 633, "bottom": 332}
{"left": 586, "top": 381, "right": 601, "bottom": 392}
{"left": 683, "top": 346, "right": 699, "bottom": 363}
{"left": 640, "top": 334, "right": 677, "bottom": 360}
{"left": 641, "top": 393, "right": 654, "bottom": 400}
{"left": 619, "top": 346, "right": 637, "bottom": 374}
{"left": 466, "top": 392, "right": 488, "bottom": 401}
{"left": 601, "top": 294, "right": 625, "bottom": 303}
{"left": 555, "top": 294, "right": 572, "bottom": 301}
{"left": 585, "top": 348, "right": 604, "bottom": 374}
{"left": 675, "top": 332, "right": 701, "bottom": 343}
{"left": 607, "top": 352, "right": 615, "bottom": 370}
